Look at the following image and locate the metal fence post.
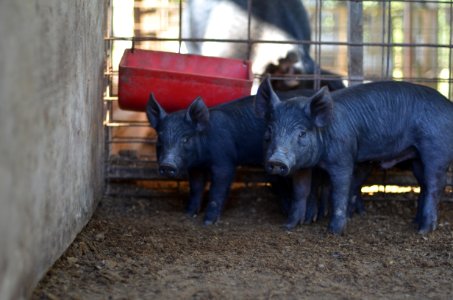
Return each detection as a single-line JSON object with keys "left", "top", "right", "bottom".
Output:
{"left": 348, "top": 1, "right": 363, "bottom": 86}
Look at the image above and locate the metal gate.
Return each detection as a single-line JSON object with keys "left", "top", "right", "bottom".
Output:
{"left": 103, "top": 0, "right": 453, "bottom": 195}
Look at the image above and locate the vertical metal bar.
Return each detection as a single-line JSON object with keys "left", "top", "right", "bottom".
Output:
{"left": 246, "top": 0, "right": 253, "bottom": 62}
{"left": 133, "top": 0, "right": 140, "bottom": 38}
{"left": 403, "top": 2, "right": 412, "bottom": 80}
{"left": 348, "top": 0, "right": 364, "bottom": 86}
{"left": 178, "top": 0, "right": 183, "bottom": 53}
{"left": 431, "top": 6, "right": 439, "bottom": 87}
{"left": 312, "top": 0, "right": 317, "bottom": 67}
{"left": 311, "top": 0, "right": 320, "bottom": 90}
{"left": 381, "top": 1, "right": 387, "bottom": 78}
{"left": 385, "top": 0, "right": 392, "bottom": 79}
{"left": 315, "top": 0, "right": 322, "bottom": 90}
{"left": 448, "top": 2, "right": 453, "bottom": 100}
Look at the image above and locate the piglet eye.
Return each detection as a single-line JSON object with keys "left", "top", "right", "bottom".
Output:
{"left": 298, "top": 130, "right": 307, "bottom": 138}
{"left": 182, "top": 136, "right": 190, "bottom": 144}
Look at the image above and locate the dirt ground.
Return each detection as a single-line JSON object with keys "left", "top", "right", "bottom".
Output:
{"left": 33, "top": 183, "right": 453, "bottom": 299}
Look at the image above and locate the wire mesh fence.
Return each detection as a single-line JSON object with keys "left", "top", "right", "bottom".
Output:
{"left": 103, "top": 0, "right": 453, "bottom": 194}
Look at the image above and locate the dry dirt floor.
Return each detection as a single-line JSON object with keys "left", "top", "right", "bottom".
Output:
{"left": 33, "top": 183, "right": 453, "bottom": 299}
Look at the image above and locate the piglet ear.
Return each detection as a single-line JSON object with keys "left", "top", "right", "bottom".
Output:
{"left": 146, "top": 93, "right": 167, "bottom": 129}
{"left": 305, "top": 86, "right": 333, "bottom": 128}
{"left": 255, "top": 76, "right": 281, "bottom": 118}
{"left": 186, "top": 97, "right": 209, "bottom": 132}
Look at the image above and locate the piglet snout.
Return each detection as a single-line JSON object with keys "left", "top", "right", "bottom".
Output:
{"left": 266, "top": 160, "right": 290, "bottom": 176}
{"left": 159, "top": 163, "right": 178, "bottom": 177}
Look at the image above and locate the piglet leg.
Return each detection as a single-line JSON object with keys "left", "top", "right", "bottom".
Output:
{"left": 186, "top": 169, "right": 208, "bottom": 217}
{"left": 418, "top": 164, "right": 446, "bottom": 234}
{"left": 203, "top": 165, "right": 236, "bottom": 225}
{"left": 284, "top": 168, "right": 312, "bottom": 230}
{"left": 328, "top": 165, "right": 354, "bottom": 235}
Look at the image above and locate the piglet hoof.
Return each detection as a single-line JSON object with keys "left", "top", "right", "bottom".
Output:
{"left": 283, "top": 218, "right": 301, "bottom": 231}
{"left": 203, "top": 203, "right": 220, "bottom": 225}
{"left": 185, "top": 208, "right": 199, "bottom": 218}
{"left": 304, "top": 209, "right": 318, "bottom": 224}
{"left": 284, "top": 210, "right": 305, "bottom": 229}
{"left": 283, "top": 223, "right": 297, "bottom": 231}
{"left": 354, "top": 196, "right": 366, "bottom": 216}
{"left": 328, "top": 216, "right": 346, "bottom": 235}
{"left": 203, "top": 219, "right": 215, "bottom": 226}
{"left": 347, "top": 196, "right": 366, "bottom": 218}
{"left": 418, "top": 220, "right": 437, "bottom": 235}
{"left": 304, "top": 206, "right": 318, "bottom": 224}
{"left": 203, "top": 213, "right": 219, "bottom": 226}
{"left": 187, "top": 213, "right": 198, "bottom": 219}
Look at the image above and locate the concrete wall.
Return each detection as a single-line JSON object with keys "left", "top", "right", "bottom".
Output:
{"left": 0, "top": 1, "right": 106, "bottom": 299}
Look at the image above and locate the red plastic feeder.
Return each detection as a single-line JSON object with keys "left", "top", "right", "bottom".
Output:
{"left": 118, "top": 49, "right": 253, "bottom": 112}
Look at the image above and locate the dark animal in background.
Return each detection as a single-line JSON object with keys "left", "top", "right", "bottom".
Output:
{"left": 183, "top": 0, "right": 311, "bottom": 72}
{"left": 147, "top": 91, "right": 314, "bottom": 225}
{"left": 183, "top": 0, "right": 344, "bottom": 90}
{"left": 262, "top": 50, "right": 345, "bottom": 92}
{"left": 256, "top": 78, "right": 453, "bottom": 234}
